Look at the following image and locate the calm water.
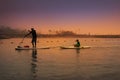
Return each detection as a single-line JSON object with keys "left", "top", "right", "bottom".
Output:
{"left": 0, "top": 38, "right": 120, "bottom": 80}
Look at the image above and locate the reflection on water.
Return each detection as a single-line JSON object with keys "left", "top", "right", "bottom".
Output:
{"left": 31, "top": 49, "right": 38, "bottom": 80}
{"left": 0, "top": 38, "right": 120, "bottom": 80}
{"left": 76, "top": 49, "right": 80, "bottom": 54}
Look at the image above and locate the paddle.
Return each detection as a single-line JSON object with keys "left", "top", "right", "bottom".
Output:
{"left": 18, "top": 36, "right": 26, "bottom": 46}
{"left": 20, "top": 37, "right": 25, "bottom": 43}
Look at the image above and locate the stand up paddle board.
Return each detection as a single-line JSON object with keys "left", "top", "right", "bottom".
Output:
{"left": 60, "top": 46, "right": 91, "bottom": 49}
{"left": 15, "top": 47, "right": 50, "bottom": 50}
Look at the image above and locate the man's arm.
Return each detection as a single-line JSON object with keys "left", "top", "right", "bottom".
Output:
{"left": 24, "top": 31, "right": 31, "bottom": 37}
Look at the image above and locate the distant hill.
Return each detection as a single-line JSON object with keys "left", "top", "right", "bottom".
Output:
{"left": 0, "top": 26, "right": 26, "bottom": 39}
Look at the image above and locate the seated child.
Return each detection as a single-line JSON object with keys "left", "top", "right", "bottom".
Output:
{"left": 74, "top": 39, "right": 80, "bottom": 47}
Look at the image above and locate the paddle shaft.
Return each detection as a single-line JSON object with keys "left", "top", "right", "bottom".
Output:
{"left": 18, "top": 37, "right": 25, "bottom": 46}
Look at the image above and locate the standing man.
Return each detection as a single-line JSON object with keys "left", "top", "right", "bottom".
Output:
{"left": 25, "top": 28, "right": 37, "bottom": 48}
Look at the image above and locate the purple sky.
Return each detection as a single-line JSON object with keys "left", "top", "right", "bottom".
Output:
{"left": 0, "top": 0, "right": 120, "bottom": 34}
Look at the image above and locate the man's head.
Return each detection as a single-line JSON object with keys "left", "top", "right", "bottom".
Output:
{"left": 31, "top": 28, "right": 34, "bottom": 31}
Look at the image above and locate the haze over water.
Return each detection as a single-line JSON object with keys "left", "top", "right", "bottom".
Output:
{"left": 0, "top": 38, "right": 120, "bottom": 80}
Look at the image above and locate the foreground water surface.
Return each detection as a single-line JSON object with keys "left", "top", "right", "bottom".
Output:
{"left": 0, "top": 38, "right": 120, "bottom": 80}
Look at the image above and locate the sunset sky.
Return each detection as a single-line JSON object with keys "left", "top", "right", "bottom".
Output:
{"left": 0, "top": 0, "right": 120, "bottom": 34}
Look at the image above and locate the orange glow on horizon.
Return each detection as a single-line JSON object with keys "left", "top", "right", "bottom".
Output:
{"left": 3, "top": 13, "right": 120, "bottom": 35}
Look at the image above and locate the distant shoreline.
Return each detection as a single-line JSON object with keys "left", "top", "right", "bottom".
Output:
{"left": 1, "top": 26, "right": 120, "bottom": 39}
{"left": 1, "top": 34, "right": 120, "bottom": 39}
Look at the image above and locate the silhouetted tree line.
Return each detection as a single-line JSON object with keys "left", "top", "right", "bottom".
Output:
{"left": 0, "top": 26, "right": 26, "bottom": 39}
{"left": 0, "top": 26, "right": 120, "bottom": 39}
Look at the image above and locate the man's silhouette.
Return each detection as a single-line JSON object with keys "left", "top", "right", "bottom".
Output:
{"left": 25, "top": 28, "right": 37, "bottom": 47}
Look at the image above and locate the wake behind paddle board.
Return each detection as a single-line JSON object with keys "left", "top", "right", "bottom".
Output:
{"left": 60, "top": 46, "right": 91, "bottom": 49}
{"left": 15, "top": 47, "right": 50, "bottom": 50}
